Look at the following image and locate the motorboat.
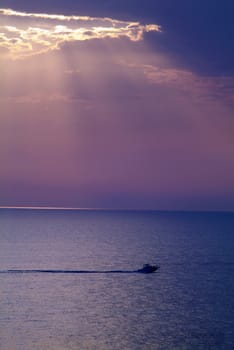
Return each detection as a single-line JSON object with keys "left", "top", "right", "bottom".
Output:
{"left": 137, "top": 264, "right": 160, "bottom": 274}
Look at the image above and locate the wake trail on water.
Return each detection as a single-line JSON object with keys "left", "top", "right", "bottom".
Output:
{"left": 0, "top": 269, "right": 139, "bottom": 274}
{"left": 0, "top": 265, "right": 160, "bottom": 274}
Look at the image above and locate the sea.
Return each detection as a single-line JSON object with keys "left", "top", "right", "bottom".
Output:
{"left": 0, "top": 209, "right": 234, "bottom": 350}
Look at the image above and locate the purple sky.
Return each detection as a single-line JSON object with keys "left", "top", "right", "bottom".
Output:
{"left": 0, "top": 1, "right": 234, "bottom": 210}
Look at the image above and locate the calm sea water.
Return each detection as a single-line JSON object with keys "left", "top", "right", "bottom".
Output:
{"left": 0, "top": 209, "right": 234, "bottom": 350}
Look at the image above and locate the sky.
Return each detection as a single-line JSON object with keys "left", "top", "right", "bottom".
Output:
{"left": 0, "top": 0, "right": 234, "bottom": 211}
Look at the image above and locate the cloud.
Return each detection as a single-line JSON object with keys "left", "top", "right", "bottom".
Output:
{"left": 1, "top": 0, "right": 233, "bottom": 75}
{"left": 0, "top": 8, "right": 161, "bottom": 58}
{"left": 141, "top": 64, "right": 234, "bottom": 107}
{"left": 1, "top": 35, "right": 233, "bottom": 110}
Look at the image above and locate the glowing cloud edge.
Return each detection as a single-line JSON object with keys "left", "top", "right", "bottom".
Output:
{"left": 0, "top": 8, "right": 161, "bottom": 58}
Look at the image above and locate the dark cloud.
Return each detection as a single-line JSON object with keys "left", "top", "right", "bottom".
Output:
{"left": 1, "top": 0, "right": 233, "bottom": 75}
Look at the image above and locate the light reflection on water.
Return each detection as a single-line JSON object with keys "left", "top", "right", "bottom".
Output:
{"left": 0, "top": 210, "right": 234, "bottom": 349}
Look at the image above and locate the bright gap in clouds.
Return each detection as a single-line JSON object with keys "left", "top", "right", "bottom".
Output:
{"left": 0, "top": 8, "right": 161, "bottom": 59}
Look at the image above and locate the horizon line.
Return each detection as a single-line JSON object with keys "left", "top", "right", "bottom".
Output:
{"left": 0, "top": 206, "right": 233, "bottom": 214}
{"left": 0, "top": 206, "right": 102, "bottom": 210}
